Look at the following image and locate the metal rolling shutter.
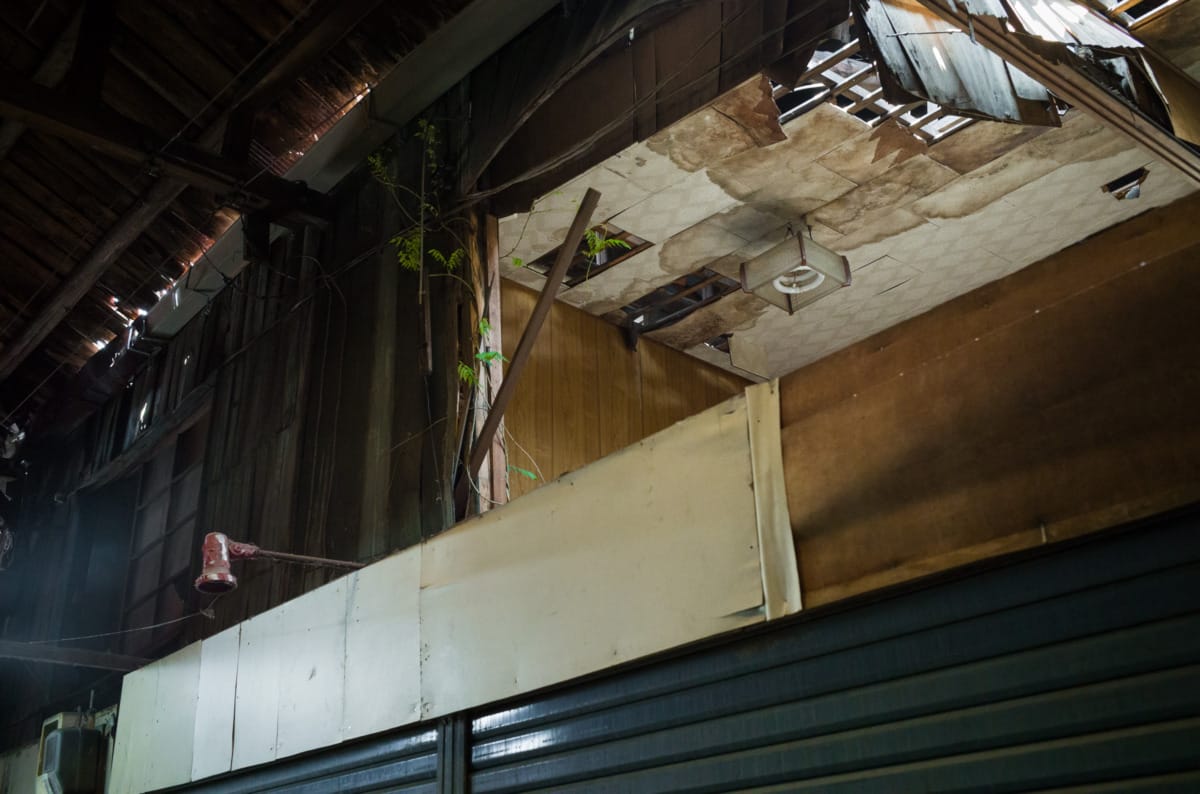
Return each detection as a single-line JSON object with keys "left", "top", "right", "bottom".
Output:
{"left": 177, "top": 726, "right": 440, "bottom": 794}
{"left": 172, "top": 509, "right": 1200, "bottom": 793}
{"left": 468, "top": 510, "right": 1200, "bottom": 793}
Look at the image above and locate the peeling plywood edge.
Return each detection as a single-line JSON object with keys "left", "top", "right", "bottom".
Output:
{"left": 746, "top": 380, "right": 803, "bottom": 617}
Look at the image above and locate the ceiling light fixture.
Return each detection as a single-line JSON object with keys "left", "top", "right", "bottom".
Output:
{"left": 740, "top": 226, "right": 851, "bottom": 313}
{"left": 194, "top": 532, "right": 365, "bottom": 594}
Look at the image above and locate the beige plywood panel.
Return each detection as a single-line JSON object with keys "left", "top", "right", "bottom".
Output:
{"left": 109, "top": 644, "right": 201, "bottom": 793}
{"left": 231, "top": 606, "right": 285, "bottom": 769}
{"left": 419, "top": 395, "right": 765, "bottom": 719}
{"left": 343, "top": 549, "right": 422, "bottom": 740}
{"left": 146, "top": 643, "right": 202, "bottom": 790}
{"left": 192, "top": 626, "right": 241, "bottom": 781}
{"left": 274, "top": 578, "right": 348, "bottom": 759}
{"left": 108, "top": 661, "right": 159, "bottom": 794}
{"left": 746, "top": 380, "right": 802, "bottom": 617}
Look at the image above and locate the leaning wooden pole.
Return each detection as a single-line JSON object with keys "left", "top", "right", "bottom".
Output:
{"left": 462, "top": 187, "right": 600, "bottom": 486}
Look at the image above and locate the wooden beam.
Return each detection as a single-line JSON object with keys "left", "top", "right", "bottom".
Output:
{"left": 0, "top": 68, "right": 333, "bottom": 222}
{"left": 463, "top": 188, "right": 600, "bottom": 480}
{"left": 0, "top": 639, "right": 149, "bottom": 672}
{"left": 0, "top": 178, "right": 187, "bottom": 385}
{"left": 0, "top": 10, "right": 82, "bottom": 163}
{"left": 912, "top": 0, "right": 1200, "bottom": 185}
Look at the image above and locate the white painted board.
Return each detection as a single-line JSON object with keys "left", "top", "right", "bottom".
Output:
{"left": 191, "top": 625, "right": 241, "bottom": 781}
{"left": 746, "top": 380, "right": 803, "bottom": 617}
{"left": 274, "top": 577, "right": 348, "bottom": 759}
{"left": 231, "top": 606, "right": 285, "bottom": 769}
{"left": 145, "top": 642, "right": 202, "bottom": 790}
{"left": 108, "top": 659, "right": 160, "bottom": 794}
{"left": 343, "top": 548, "right": 422, "bottom": 740}
{"left": 419, "top": 395, "right": 766, "bottom": 718}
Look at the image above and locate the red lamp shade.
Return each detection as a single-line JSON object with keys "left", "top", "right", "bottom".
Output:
{"left": 194, "top": 532, "right": 259, "bottom": 594}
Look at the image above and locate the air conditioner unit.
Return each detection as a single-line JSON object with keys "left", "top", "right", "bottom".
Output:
{"left": 36, "top": 714, "right": 101, "bottom": 794}
{"left": 740, "top": 233, "right": 850, "bottom": 314}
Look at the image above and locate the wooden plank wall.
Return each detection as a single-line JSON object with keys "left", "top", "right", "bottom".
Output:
{"left": 779, "top": 194, "right": 1200, "bottom": 607}
{"left": 501, "top": 281, "right": 747, "bottom": 499}
{"left": 0, "top": 111, "right": 469, "bottom": 745}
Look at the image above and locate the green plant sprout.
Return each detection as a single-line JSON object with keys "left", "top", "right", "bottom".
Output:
{"left": 508, "top": 465, "right": 537, "bottom": 481}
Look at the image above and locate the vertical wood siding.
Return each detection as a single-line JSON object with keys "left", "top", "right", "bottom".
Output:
{"left": 500, "top": 281, "right": 747, "bottom": 499}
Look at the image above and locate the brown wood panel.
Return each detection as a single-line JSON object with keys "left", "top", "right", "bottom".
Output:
{"left": 502, "top": 281, "right": 747, "bottom": 496}
{"left": 550, "top": 294, "right": 600, "bottom": 479}
{"left": 595, "top": 321, "right": 643, "bottom": 458}
{"left": 780, "top": 194, "right": 1200, "bottom": 607}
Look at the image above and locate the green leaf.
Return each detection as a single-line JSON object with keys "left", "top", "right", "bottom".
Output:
{"left": 478, "top": 317, "right": 492, "bottom": 336}
{"left": 456, "top": 361, "right": 477, "bottom": 386}
{"left": 391, "top": 230, "right": 422, "bottom": 272}
{"left": 475, "top": 350, "right": 508, "bottom": 364}
{"left": 512, "top": 257, "right": 525, "bottom": 268}
{"left": 508, "top": 465, "right": 537, "bottom": 480}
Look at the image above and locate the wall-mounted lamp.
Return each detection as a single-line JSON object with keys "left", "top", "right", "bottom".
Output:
{"left": 194, "top": 532, "right": 365, "bottom": 594}
{"left": 740, "top": 230, "right": 850, "bottom": 314}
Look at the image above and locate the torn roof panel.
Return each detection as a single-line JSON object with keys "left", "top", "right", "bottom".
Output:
{"left": 855, "top": 0, "right": 1060, "bottom": 125}
{"left": 1005, "top": 0, "right": 1144, "bottom": 49}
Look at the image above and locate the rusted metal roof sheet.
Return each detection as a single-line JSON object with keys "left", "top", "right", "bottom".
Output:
{"left": 856, "top": 0, "right": 1060, "bottom": 124}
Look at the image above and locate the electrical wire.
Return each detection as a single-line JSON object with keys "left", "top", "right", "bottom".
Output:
{"left": 19, "top": 611, "right": 208, "bottom": 646}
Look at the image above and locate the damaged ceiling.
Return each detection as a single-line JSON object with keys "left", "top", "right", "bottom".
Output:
{"left": 499, "top": 37, "right": 1197, "bottom": 379}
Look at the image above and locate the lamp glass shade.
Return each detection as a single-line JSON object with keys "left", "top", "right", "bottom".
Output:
{"left": 740, "top": 235, "right": 850, "bottom": 313}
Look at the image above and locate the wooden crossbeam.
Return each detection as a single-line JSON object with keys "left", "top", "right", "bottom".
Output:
{"left": 0, "top": 639, "right": 149, "bottom": 672}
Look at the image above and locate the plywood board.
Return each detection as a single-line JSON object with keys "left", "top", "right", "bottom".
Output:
{"left": 746, "top": 380, "right": 802, "bottom": 617}
{"left": 146, "top": 643, "right": 202, "bottom": 790}
{"left": 780, "top": 195, "right": 1200, "bottom": 606}
{"left": 108, "top": 663, "right": 160, "bottom": 794}
{"left": 231, "top": 606, "right": 285, "bottom": 769}
{"left": 343, "top": 549, "right": 422, "bottom": 740}
{"left": 419, "top": 394, "right": 766, "bottom": 719}
{"left": 191, "top": 625, "right": 241, "bottom": 781}
{"left": 274, "top": 577, "right": 348, "bottom": 759}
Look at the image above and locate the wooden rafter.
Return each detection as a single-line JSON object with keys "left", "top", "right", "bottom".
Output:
{"left": 0, "top": 69, "right": 333, "bottom": 223}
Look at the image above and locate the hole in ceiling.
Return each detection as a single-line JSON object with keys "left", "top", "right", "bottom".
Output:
{"left": 1102, "top": 167, "right": 1148, "bottom": 200}
{"left": 526, "top": 223, "right": 651, "bottom": 287}
{"left": 619, "top": 268, "right": 740, "bottom": 333}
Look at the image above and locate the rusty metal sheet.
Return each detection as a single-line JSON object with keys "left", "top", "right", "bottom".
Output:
{"left": 856, "top": 0, "right": 1059, "bottom": 125}
{"left": 1006, "top": 0, "right": 1142, "bottom": 48}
